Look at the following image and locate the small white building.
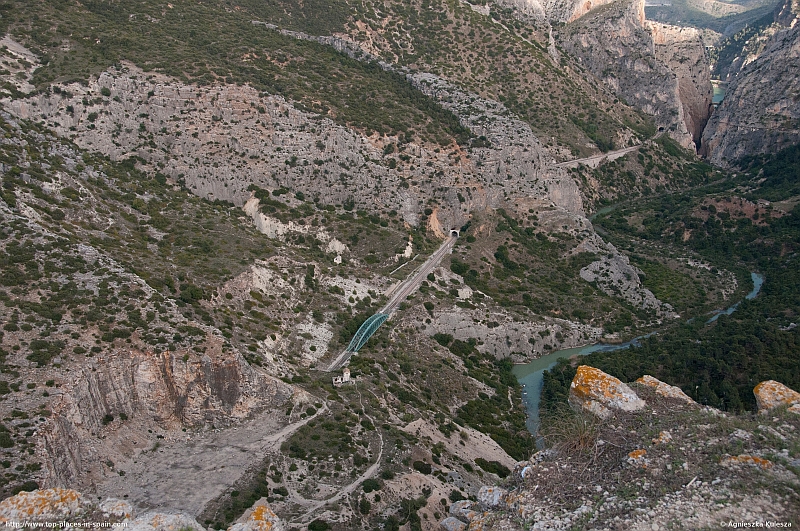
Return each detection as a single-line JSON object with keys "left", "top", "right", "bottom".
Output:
{"left": 332, "top": 368, "right": 352, "bottom": 387}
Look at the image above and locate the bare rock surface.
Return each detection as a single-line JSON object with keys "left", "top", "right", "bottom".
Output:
{"left": 0, "top": 488, "right": 85, "bottom": 520}
{"left": 636, "top": 374, "right": 696, "bottom": 404}
{"left": 427, "top": 304, "right": 602, "bottom": 360}
{"left": 580, "top": 248, "right": 675, "bottom": 317}
{"left": 701, "top": 0, "right": 800, "bottom": 164}
{"left": 229, "top": 501, "right": 285, "bottom": 531}
{"left": 569, "top": 365, "right": 646, "bottom": 418}
{"left": 754, "top": 380, "right": 800, "bottom": 414}
{"left": 559, "top": 0, "right": 712, "bottom": 149}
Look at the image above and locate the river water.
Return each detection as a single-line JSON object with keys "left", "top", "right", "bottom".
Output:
{"left": 512, "top": 272, "right": 765, "bottom": 436}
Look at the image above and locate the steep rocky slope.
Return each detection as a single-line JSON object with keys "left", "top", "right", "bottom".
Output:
{"left": 701, "top": 0, "right": 800, "bottom": 164}
{"left": 0, "top": 0, "right": 786, "bottom": 526}
{"left": 558, "top": 0, "right": 713, "bottom": 149}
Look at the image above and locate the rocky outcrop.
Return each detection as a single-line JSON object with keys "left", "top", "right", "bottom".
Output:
{"left": 701, "top": 0, "right": 800, "bottom": 165}
{"left": 721, "top": 454, "right": 774, "bottom": 470}
{"left": 569, "top": 365, "right": 646, "bottom": 418}
{"left": 559, "top": 0, "right": 712, "bottom": 149}
{"left": 636, "top": 374, "right": 696, "bottom": 404}
{"left": 427, "top": 299, "right": 602, "bottom": 360}
{"left": 579, "top": 250, "right": 675, "bottom": 316}
{"left": 753, "top": 380, "right": 800, "bottom": 414}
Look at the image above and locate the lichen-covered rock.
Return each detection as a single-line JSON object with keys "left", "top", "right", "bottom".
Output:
{"left": 0, "top": 488, "right": 86, "bottom": 521}
{"left": 439, "top": 517, "right": 468, "bottom": 531}
{"left": 636, "top": 375, "right": 695, "bottom": 405}
{"left": 228, "top": 502, "right": 284, "bottom": 531}
{"left": 753, "top": 380, "right": 800, "bottom": 414}
{"left": 477, "top": 486, "right": 509, "bottom": 508}
{"left": 449, "top": 500, "right": 480, "bottom": 523}
{"left": 627, "top": 449, "right": 649, "bottom": 468}
{"left": 652, "top": 430, "right": 672, "bottom": 445}
{"left": 128, "top": 511, "right": 205, "bottom": 531}
{"left": 569, "top": 366, "right": 646, "bottom": 419}
{"left": 721, "top": 455, "right": 774, "bottom": 470}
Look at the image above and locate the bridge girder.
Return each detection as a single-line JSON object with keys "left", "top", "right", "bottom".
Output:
{"left": 346, "top": 313, "right": 389, "bottom": 353}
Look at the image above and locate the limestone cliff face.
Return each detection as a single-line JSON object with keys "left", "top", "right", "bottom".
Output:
{"left": 40, "top": 342, "right": 293, "bottom": 489}
{"left": 558, "top": 0, "right": 712, "bottom": 149}
{"left": 701, "top": 0, "right": 800, "bottom": 165}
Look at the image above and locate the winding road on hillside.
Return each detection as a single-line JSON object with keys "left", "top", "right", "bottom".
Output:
{"left": 290, "top": 391, "right": 383, "bottom": 525}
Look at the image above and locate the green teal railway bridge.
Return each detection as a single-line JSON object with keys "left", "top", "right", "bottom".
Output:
{"left": 325, "top": 232, "right": 457, "bottom": 371}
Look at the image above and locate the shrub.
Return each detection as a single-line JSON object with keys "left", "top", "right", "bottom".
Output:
{"left": 412, "top": 461, "right": 431, "bottom": 474}
{"left": 362, "top": 478, "right": 381, "bottom": 493}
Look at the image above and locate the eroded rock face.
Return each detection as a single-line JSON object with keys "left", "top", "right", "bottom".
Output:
{"left": 701, "top": 0, "right": 800, "bottom": 165}
{"left": 569, "top": 365, "right": 646, "bottom": 419}
{"left": 40, "top": 343, "right": 293, "bottom": 489}
{"left": 636, "top": 375, "right": 696, "bottom": 404}
{"left": 753, "top": 380, "right": 800, "bottom": 414}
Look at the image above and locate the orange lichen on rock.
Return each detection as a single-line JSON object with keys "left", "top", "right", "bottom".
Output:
{"left": 636, "top": 375, "right": 695, "bottom": 405}
{"left": 228, "top": 501, "right": 284, "bottom": 531}
{"left": 569, "top": 366, "right": 646, "bottom": 419}
{"left": 626, "top": 449, "right": 648, "bottom": 468}
{"left": 652, "top": 430, "right": 672, "bottom": 444}
{"left": 753, "top": 380, "right": 800, "bottom": 414}
{"left": 722, "top": 454, "right": 774, "bottom": 469}
{"left": 0, "top": 488, "right": 86, "bottom": 521}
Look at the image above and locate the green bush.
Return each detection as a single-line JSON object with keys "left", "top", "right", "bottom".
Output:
{"left": 412, "top": 461, "right": 431, "bottom": 474}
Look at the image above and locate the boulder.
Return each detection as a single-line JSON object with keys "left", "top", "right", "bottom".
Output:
{"left": 652, "top": 430, "right": 672, "bottom": 445}
{"left": 636, "top": 375, "right": 695, "bottom": 405}
{"left": 569, "top": 366, "right": 646, "bottom": 419}
{"left": 626, "top": 449, "right": 648, "bottom": 468}
{"left": 753, "top": 380, "right": 800, "bottom": 414}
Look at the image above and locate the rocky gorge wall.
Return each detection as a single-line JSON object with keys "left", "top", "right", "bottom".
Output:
{"left": 558, "top": 0, "right": 712, "bottom": 150}
{"left": 701, "top": 0, "right": 800, "bottom": 165}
